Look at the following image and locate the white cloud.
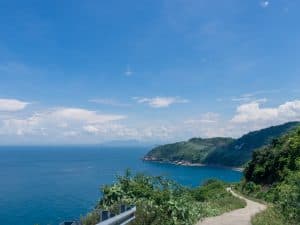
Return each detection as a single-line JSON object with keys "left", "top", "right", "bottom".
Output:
{"left": 58, "top": 122, "right": 68, "bottom": 128}
{"left": 0, "top": 99, "right": 29, "bottom": 112}
{"left": 125, "top": 65, "right": 133, "bottom": 76}
{"left": 232, "top": 96, "right": 267, "bottom": 103}
{"left": 231, "top": 93, "right": 253, "bottom": 102}
{"left": 1, "top": 114, "right": 42, "bottom": 136}
{"left": 83, "top": 124, "right": 136, "bottom": 137}
{"left": 1, "top": 98, "right": 299, "bottom": 144}
{"left": 260, "top": 1, "right": 270, "bottom": 8}
{"left": 231, "top": 100, "right": 300, "bottom": 123}
{"left": 134, "top": 96, "right": 189, "bottom": 108}
{"left": 182, "top": 112, "right": 233, "bottom": 138}
{"left": 219, "top": 90, "right": 278, "bottom": 104}
{"left": 63, "top": 131, "right": 79, "bottom": 137}
{"left": 185, "top": 112, "right": 220, "bottom": 124}
{"left": 83, "top": 125, "right": 99, "bottom": 134}
{"left": 89, "top": 98, "right": 130, "bottom": 107}
{"left": 0, "top": 107, "right": 126, "bottom": 137}
{"left": 182, "top": 100, "right": 300, "bottom": 139}
{"left": 51, "top": 108, "right": 126, "bottom": 124}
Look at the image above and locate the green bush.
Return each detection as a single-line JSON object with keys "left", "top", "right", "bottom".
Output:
{"left": 243, "top": 127, "right": 300, "bottom": 224}
{"left": 81, "top": 172, "right": 246, "bottom": 225}
{"left": 274, "top": 171, "right": 300, "bottom": 223}
{"left": 241, "top": 181, "right": 262, "bottom": 195}
{"left": 80, "top": 211, "right": 99, "bottom": 225}
{"left": 192, "top": 179, "right": 229, "bottom": 201}
{"left": 252, "top": 207, "right": 287, "bottom": 225}
{"left": 84, "top": 171, "right": 203, "bottom": 225}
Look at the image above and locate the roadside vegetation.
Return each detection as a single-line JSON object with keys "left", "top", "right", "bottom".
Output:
{"left": 81, "top": 171, "right": 246, "bottom": 225}
{"left": 251, "top": 207, "right": 288, "bottom": 225}
{"left": 238, "top": 127, "right": 300, "bottom": 225}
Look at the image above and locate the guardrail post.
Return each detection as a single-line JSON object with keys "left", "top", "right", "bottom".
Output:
{"left": 120, "top": 205, "right": 126, "bottom": 213}
{"left": 101, "top": 210, "right": 109, "bottom": 221}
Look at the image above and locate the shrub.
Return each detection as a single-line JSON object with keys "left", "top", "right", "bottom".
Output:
{"left": 192, "top": 179, "right": 228, "bottom": 201}
{"left": 81, "top": 172, "right": 246, "bottom": 225}
{"left": 81, "top": 211, "right": 99, "bottom": 225}
{"left": 243, "top": 127, "right": 300, "bottom": 224}
{"left": 252, "top": 207, "right": 287, "bottom": 225}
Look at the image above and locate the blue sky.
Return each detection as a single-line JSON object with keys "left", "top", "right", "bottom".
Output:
{"left": 0, "top": 0, "right": 300, "bottom": 144}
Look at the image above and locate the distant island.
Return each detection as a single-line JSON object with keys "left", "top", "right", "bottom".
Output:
{"left": 143, "top": 121, "right": 300, "bottom": 168}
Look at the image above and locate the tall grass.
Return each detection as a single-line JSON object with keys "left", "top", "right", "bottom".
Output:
{"left": 251, "top": 207, "right": 291, "bottom": 225}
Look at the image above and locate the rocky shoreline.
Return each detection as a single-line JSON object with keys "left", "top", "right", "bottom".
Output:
{"left": 143, "top": 157, "right": 244, "bottom": 172}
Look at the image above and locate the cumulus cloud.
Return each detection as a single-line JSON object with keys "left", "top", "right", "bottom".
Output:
{"left": 0, "top": 107, "right": 126, "bottom": 137}
{"left": 0, "top": 98, "right": 29, "bottom": 112}
{"left": 231, "top": 100, "right": 300, "bottom": 123}
{"left": 83, "top": 124, "right": 135, "bottom": 137}
{"left": 182, "top": 100, "right": 300, "bottom": 139}
{"left": 134, "top": 96, "right": 189, "bottom": 108}
{"left": 51, "top": 108, "right": 126, "bottom": 124}
{"left": 1, "top": 98, "right": 300, "bottom": 144}
{"left": 182, "top": 112, "right": 233, "bottom": 138}
{"left": 1, "top": 114, "right": 41, "bottom": 136}
{"left": 0, "top": 105, "right": 179, "bottom": 142}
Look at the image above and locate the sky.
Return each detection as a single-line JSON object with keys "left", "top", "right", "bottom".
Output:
{"left": 0, "top": 0, "right": 300, "bottom": 145}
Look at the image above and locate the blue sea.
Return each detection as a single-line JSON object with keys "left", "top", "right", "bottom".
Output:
{"left": 0, "top": 146, "right": 242, "bottom": 225}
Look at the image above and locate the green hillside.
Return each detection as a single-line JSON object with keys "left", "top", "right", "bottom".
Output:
{"left": 240, "top": 127, "right": 300, "bottom": 224}
{"left": 144, "top": 122, "right": 300, "bottom": 167}
{"left": 204, "top": 121, "right": 300, "bottom": 167}
{"left": 143, "top": 137, "right": 233, "bottom": 164}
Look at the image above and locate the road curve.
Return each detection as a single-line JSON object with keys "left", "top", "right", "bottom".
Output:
{"left": 197, "top": 188, "right": 267, "bottom": 225}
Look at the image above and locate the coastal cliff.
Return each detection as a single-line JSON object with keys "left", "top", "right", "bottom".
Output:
{"left": 144, "top": 122, "right": 300, "bottom": 167}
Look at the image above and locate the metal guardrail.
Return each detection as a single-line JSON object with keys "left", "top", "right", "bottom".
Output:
{"left": 96, "top": 206, "right": 136, "bottom": 225}
{"left": 60, "top": 205, "right": 136, "bottom": 225}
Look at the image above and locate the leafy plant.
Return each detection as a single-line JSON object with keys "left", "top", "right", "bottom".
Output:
{"left": 81, "top": 172, "right": 245, "bottom": 225}
{"left": 242, "top": 127, "right": 300, "bottom": 224}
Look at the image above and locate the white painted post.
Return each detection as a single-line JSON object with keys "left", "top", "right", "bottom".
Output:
{"left": 96, "top": 206, "right": 136, "bottom": 225}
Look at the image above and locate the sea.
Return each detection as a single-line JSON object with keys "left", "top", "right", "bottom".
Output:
{"left": 0, "top": 146, "right": 242, "bottom": 225}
